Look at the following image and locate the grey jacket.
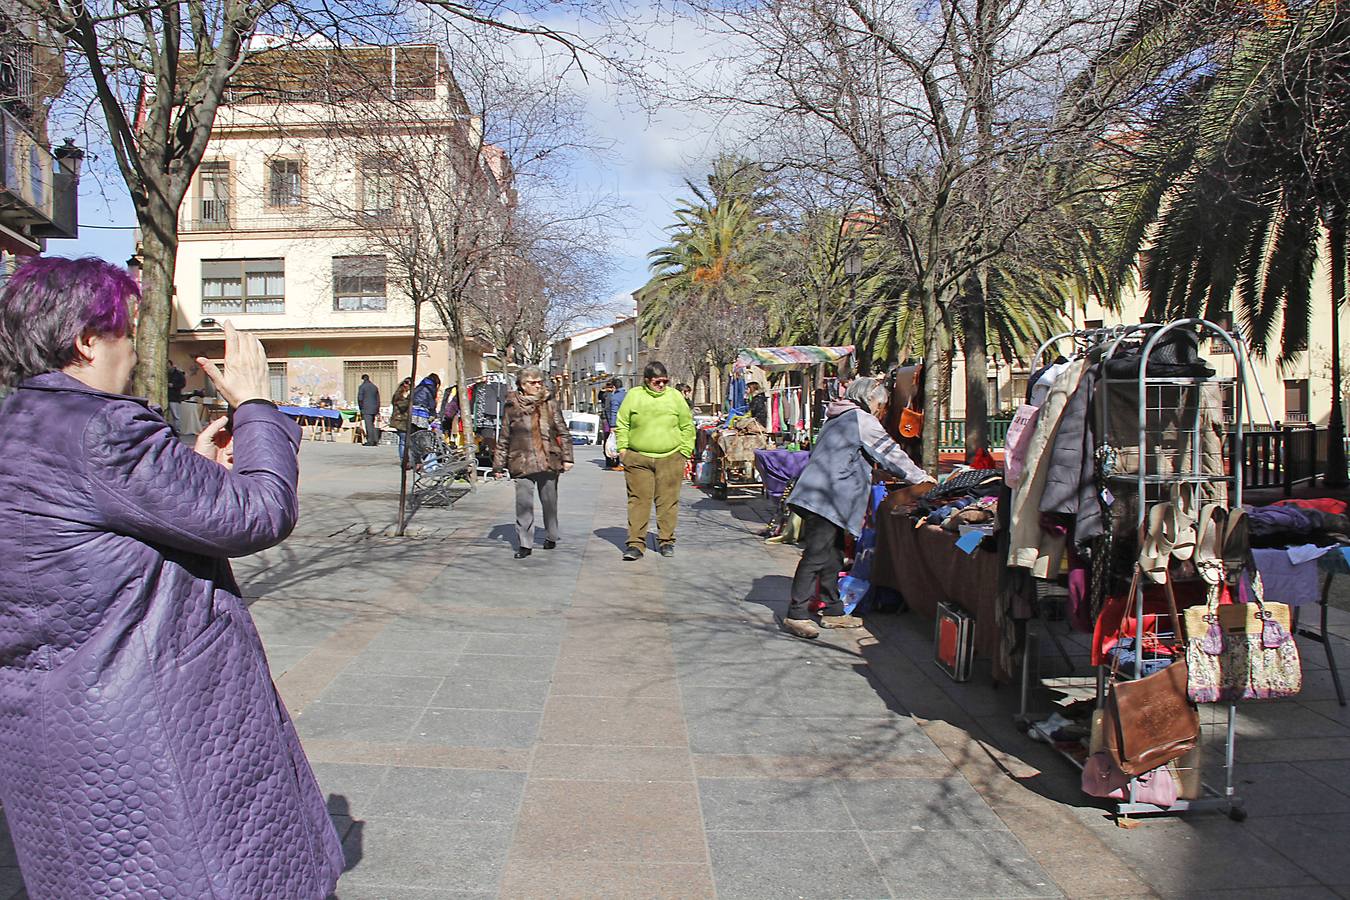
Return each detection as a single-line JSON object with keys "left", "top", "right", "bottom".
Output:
{"left": 1039, "top": 366, "right": 1103, "bottom": 543}
{"left": 790, "top": 400, "right": 930, "bottom": 536}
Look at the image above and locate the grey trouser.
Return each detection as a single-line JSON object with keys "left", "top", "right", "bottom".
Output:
{"left": 515, "top": 472, "right": 560, "bottom": 549}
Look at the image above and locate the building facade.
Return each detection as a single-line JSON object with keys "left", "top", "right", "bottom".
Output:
{"left": 0, "top": 2, "right": 79, "bottom": 262}
{"left": 169, "top": 42, "right": 500, "bottom": 406}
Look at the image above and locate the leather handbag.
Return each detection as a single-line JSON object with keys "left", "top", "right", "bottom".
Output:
{"left": 898, "top": 406, "right": 924, "bottom": 439}
{"left": 1081, "top": 752, "right": 1178, "bottom": 806}
{"left": 1185, "top": 572, "right": 1302, "bottom": 702}
{"left": 1100, "top": 567, "right": 1200, "bottom": 776}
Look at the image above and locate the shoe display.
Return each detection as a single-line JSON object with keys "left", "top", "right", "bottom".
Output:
{"left": 514, "top": 548, "right": 532, "bottom": 559}
{"left": 820, "top": 614, "right": 863, "bottom": 629}
{"left": 782, "top": 618, "right": 820, "bottom": 639}
{"left": 543, "top": 540, "right": 557, "bottom": 550}
{"left": 658, "top": 543, "right": 675, "bottom": 557}
{"left": 622, "top": 546, "right": 643, "bottom": 561}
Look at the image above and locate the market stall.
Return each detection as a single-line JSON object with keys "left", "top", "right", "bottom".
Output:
{"left": 697, "top": 345, "right": 854, "bottom": 500}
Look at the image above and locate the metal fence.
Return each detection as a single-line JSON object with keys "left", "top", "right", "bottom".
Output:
{"left": 938, "top": 418, "right": 1012, "bottom": 451}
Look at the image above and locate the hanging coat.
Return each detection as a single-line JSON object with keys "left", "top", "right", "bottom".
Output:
{"left": 0, "top": 372, "right": 343, "bottom": 899}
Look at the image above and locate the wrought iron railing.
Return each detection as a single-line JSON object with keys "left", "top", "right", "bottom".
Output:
{"left": 938, "top": 418, "right": 1012, "bottom": 451}
{"left": 1239, "top": 423, "right": 1325, "bottom": 496}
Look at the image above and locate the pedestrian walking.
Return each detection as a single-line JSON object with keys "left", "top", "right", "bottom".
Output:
{"left": 357, "top": 372, "right": 381, "bottom": 446}
{"left": 615, "top": 361, "right": 695, "bottom": 560}
{"left": 600, "top": 376, "right": 626, "bottom": 468}
{"left": 167, "top": 358, "right": 187, "bottom": 432}
{"left": 781, "top": 377, "right": 934, "bottom": 639}
{"left": 493, "top": 366, "right": 574, "bottom": 558}
{"left": 0, "top": 257, "right": 342, "bottom": 898}
{"left": 389, "top": 376, "right": 413, "bottom": 464}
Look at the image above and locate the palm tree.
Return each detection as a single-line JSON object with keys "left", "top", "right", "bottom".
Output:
{"left": 641, "top": 195, "right": 774, "bottom": 382}
{"left": 1104, "top": 1, "right": 1350, "bottom": 483}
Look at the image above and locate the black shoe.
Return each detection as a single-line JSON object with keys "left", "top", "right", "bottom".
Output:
{"left": 543, "top": 540, "right": 557, "bottom": 550}
{"left": 658, "top": 542, "right": 675, "bottom": 557}
{"left": 622, "top": 546, "right": 643, "bottom": 562}
{"left": 514, "top": 548, "right": 532, "bottom": 559}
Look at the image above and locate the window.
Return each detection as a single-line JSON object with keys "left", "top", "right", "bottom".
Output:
{"left": 1209, "top": 310, "right": 1234, "bottom": 354}
{"left": 333, "top": 255, "right": 387, "bottom": 311}
{"left": 1284, "top": 379, "right": 1309, "bottom": 423}
{"left": 267, "top": 158, "right": 303, "bottom": 207}
{"left": 1084, "top": 318, "right": 1103, "bottom": 331}
{"left": 360, "top": 157, "right": 396, "bottom": 217}
{"left": 201, "top": 259, "right": 285, "bottom": 314}
{"left": 343, "top": 360, "right": 398, "bottom": 406}
{"left": 268, "top": 362, "right": 288, "bottom": 402}
{"left": 198, "top": 161, "right": 231, "bottom": 224}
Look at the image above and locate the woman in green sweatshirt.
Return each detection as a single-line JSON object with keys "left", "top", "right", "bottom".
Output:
{"left": 615, "top": 361, "right": 696, "bottom": 560}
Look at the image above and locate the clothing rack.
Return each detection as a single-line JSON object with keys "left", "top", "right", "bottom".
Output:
{"left": 1017, "top": 319, "right": 1250, "bottom": 822}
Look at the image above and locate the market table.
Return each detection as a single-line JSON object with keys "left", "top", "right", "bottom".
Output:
{"left": 871, "top": 495, "right": 1010, "bottom": 681}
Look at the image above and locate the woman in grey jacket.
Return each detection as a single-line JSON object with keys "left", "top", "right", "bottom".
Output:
{"left": 784, "top": 377, "right": 933, "bottom": 639}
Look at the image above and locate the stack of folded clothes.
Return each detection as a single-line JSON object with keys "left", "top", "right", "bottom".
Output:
{"left": 1246, "top": 502, "right": 1350, "bottom": 548}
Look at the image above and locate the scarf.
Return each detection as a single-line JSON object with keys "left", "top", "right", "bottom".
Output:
{"left": 514, "top": 390, "right": 552, "bottom": 463}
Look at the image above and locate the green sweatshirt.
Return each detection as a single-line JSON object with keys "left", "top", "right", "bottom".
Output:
{"left": 615, "top": 385, "right": 696, "bottom": 458}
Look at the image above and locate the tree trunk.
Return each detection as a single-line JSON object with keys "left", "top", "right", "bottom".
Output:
{"left": 397, "top": 298, "right": 424, "bottom": 536}
{"left": 132, "top": 209, "right": 178, "bottom": 409}
{"left": 962, "top": 268, "right": 990, "bottom": 460}
{"left": 919, "top": 286, "right": 945, "bottom": 472}
{"left": 1327, "top": 207, "right": 1347, "bottom": 487}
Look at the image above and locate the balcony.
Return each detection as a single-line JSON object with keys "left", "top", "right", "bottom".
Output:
{"left": 181, "top": 205, "right": 361, "bottom": 234}
{"left": 0, "top": 105, "right": 78, "bottom": 243}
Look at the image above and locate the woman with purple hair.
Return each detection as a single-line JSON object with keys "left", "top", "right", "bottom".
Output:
{"left": 0, "top": 257, "right": 342, "bottom": 898}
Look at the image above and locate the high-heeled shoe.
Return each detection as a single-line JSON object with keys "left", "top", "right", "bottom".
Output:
{"left": 1169, "top": 482, "right": 1198, "bottom": 561}
{"left": 1193, "top": 502, "right": 1227, "bottom": 585}
{"left": 1139, "top": 501, "right": 1174, "bottom": 583}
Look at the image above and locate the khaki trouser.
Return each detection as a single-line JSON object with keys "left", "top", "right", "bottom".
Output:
{"left": 623, "top": 450, "right": 685, "bottom": 548}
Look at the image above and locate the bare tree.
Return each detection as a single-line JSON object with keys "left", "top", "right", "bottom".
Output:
{"left": 28, "top": 0, "right": 638, "bottom": 406}
{"left": 692, "top": 0, "right": 1161, "bottom": 466}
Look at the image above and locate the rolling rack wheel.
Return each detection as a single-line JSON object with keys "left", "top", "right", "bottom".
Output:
{"left": 712, "top": 483, "right": 728, "bottom": 501}
{"left": 1228, "top": 805, "right": 1247, "bottom": 823}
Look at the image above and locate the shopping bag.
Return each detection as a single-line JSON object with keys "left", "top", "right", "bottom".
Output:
{"left": 1002, "top": 403, "right": 1041, "bottom": 486}
{"left": 1184, "top": 572, "right": 1301, "bottom": 702}
{"left": 604, "top": 432, "right": 618, "bottom": 459}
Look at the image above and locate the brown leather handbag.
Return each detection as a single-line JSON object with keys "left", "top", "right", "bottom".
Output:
{"left": 1101, "top": 568, "right": 1200, "bottom": 777}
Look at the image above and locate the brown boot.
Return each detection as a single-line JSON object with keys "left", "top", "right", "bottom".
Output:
{"left": 782, "top": 618, "right": 820, "bottom": 639}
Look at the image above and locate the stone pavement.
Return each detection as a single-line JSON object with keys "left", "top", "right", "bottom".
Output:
{"left": 2, "top": 440, "right": 1350, "bottom": 898}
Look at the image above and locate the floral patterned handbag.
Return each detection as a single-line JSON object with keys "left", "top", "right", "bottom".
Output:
{"left": 1184, "top": 572, "right": 1302, "bottom": 702}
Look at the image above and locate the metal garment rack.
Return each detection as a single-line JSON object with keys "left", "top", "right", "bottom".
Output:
{"left": 1017, "top": 320, "right": 1249, "bottom": 821}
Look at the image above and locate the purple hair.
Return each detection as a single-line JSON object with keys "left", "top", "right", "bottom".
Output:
{"left": 0, "top": 256, "right": 139, "bottom": 387}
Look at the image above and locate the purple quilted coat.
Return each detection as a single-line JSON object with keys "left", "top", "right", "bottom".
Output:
{"left": 0, "top": 373, "right": 343, "bottom": 898}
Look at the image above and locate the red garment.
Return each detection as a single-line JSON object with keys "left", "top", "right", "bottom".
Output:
{"left": 970, "top": 448, "right": 997, "bottom": 469}
{"left": 1273, "top": 497, "right": 1348, "bottom": 515}
{"left": 1090, "top": 579, "right": 1209, "bottom": 665}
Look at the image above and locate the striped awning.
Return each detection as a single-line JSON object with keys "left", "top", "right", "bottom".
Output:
{"left": 733, "top": 345, "right": 855, "bottom": 373}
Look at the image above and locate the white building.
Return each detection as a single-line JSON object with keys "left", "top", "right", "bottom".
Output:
{"left": 169, "top": 42, "right": 497, "bottom": 406}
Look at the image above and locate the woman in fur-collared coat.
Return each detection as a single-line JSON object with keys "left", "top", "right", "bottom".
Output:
{"left": 493, "top": 366, "right": 574, "bottom": 558}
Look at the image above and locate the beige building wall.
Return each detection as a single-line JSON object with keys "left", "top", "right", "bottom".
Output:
{"left": 168, "top": 46, "right": 487, "bottom": 408}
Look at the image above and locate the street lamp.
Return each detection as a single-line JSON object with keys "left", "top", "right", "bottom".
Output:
{"left": 843, "top": 247, "right": 864, "bottom": 366}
